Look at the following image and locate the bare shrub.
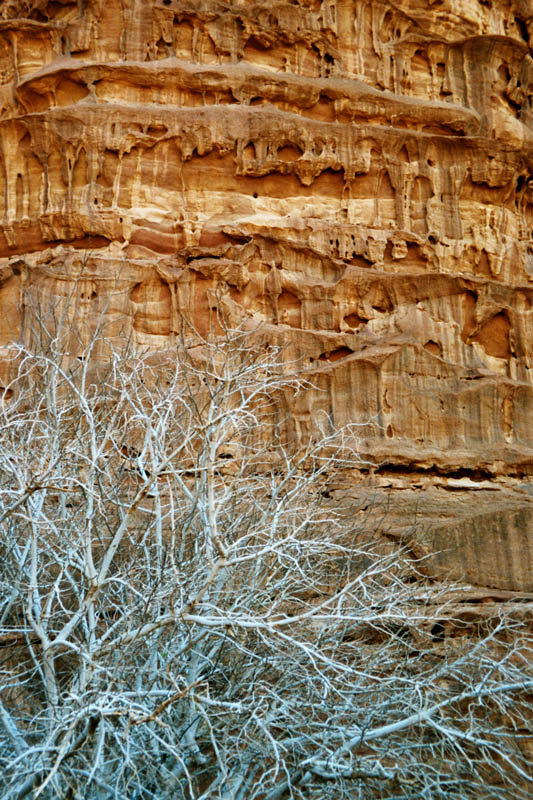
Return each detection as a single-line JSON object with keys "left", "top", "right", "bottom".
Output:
{"left": 0, "top": 317, "right": 532, "bottom": 799}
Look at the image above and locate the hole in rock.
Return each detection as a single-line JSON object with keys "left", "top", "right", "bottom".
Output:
{"left": 308, "top": 95, "right": 335, "bottom": 122}
{"left": 431, "top": 622, "right": 445, "bottom": 642}
{"left": 318, "top": 347, "right": 354, "bottom": 362}
{"left": 56, "top": 79, "right": 89, "bottom": 106}
{"left": 29, "top": 8, "right": 48, "bottom": 21}
{"left": 324, "top": 53, "right": 335, "bottom": 76}
{"left": 246, "top": 35, "right": 270, "bottom": 51}
{"left": 277, "top": 144, "right": 303, "bottom": 162}
{"left": 374, "top": 463, "right": 494, "bottom": 480}
{"left": 146, "top": 124, "right": 167, "bottom": 137}
{"left": 344, "top": 312, "right": 365, "bottom": 329}
{"left": 80, "top": 287, "right": 98, "bottom": 301}
{"left": 424, "top": 340, "right": 442, "bottom": 356}
{"left": 277, "top": 290, "right": 301, "bottom": 327}
{"left": 398, "top": 145, "right": 409, "bottom": 163}
{"left": 71, "top": 235, "right": 113, "bottom": 249}
{"left": 461, "top": 290, "right": 478, "bottom": 340}
{"left": 243, "top": 142, "right": 256, "bottom": 160}
{"left": 372, "top": 297, "right": 392, "bottom": 313}
{"left": 15, "top": 174, "right": 23, "bottom": 220}
{"left": 505, "top": 92, "right": 521, "bottom": 115}
{"left": 498, "top": 64, "right": 511, "bottom": 84}
{"left": 515, "top": 16, "right": 529, "bottom": 43}
{"left": 470, "top": 312, "right": 511, "bottom": 360}
{"left": 477, "top": 249, "right": 491, "bottom": 277}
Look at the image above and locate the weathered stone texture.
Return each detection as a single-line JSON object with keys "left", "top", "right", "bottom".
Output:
{"left": 1, "top": 0, "right": 533, "bottom": 589}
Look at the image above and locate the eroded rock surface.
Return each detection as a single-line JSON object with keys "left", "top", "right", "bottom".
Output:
{"left": 1, "top": 0, "right": 533, "bottom": 589}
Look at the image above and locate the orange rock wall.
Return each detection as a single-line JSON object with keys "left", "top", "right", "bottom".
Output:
{"left": 0, "top": 0, "right": 533, "bottom": 487}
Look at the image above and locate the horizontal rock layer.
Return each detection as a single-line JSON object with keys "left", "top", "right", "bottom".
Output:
{"left": 1, "top": 0, "right": 533, "bottom": 589}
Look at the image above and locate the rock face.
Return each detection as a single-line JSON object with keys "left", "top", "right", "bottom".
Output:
{"left": 1, "top": 0, "right": 533, "bottom": 590}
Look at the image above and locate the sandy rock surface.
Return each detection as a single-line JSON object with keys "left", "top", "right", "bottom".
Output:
{"left": 1, "top": 0, "right": 532, "bottom": 591}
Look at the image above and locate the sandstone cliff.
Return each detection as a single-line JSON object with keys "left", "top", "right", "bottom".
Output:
{"left": 1, "top": 0, "right": 533, "bottom": 592}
